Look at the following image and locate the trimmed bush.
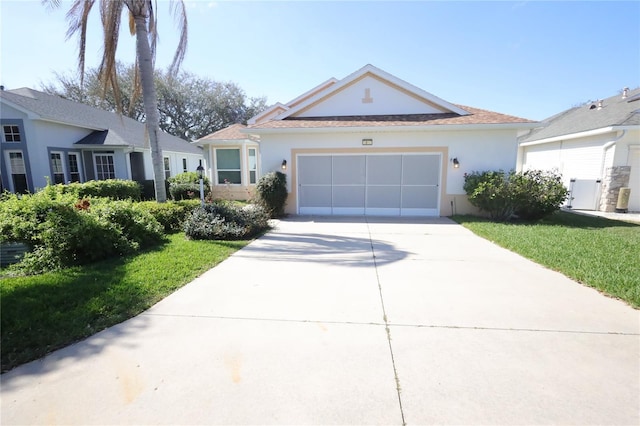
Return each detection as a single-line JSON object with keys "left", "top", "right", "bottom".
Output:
{"left": 256, "top": 171, "right": 288, "bottom": 218}
{"left": 184, "top": 202, "right": 270, "bottom": 240}
{"left": 137, "top": 200, "right": 200, "bottom": 232}
{"left": 45, "top": 179, "right": 142, "bottom": 201}
{"left": 463, "top": 169, "right": 568, "bottom": 221}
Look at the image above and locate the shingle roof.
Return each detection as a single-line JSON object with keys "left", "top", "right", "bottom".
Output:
{"left": 0, "top": 88, "right": 202, "bottom": 154}
{"left": 248, "top": 105, "right": 535, "bottom": 130}
{"left": 521, "top": 87, "right": 640, "bottom": 142}
{"left": 197, "top": 123, "right": 256, "bottom": 141}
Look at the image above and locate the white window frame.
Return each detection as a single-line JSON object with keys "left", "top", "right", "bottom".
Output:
{"left": 214, "top": 148, "right": 242, "bottom": 185}
{"left": 182, "top": 158, "right": 188, "bottom": 173}
{"left": 5, "top": 149, "right": 28, "bottom": 192}
{"left": 50, "top": 151, "right": 66, "bottom": 184}
{"left": 67, "top": 152, "right": 82, "bottom": 182}
{"left": 247, "top": 147, "right": 258, "bottom": 185}
{"left": 93, "top": 153, "right": 116, "bottom": 180}
{"left": 164, "top": 157, "right": 171, "bottom": 179}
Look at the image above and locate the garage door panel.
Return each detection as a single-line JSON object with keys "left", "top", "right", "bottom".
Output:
{"left": 367, "top": 185, "right": 401, "bottom": 208}
{"left": 367, "top": 155, "right": 402, "bottom": 184}
{"left": 299, "top": 185, "right": 332, "bottom": 208}
{"left": 333, "top": 156, "right": 365, "bottom": 184}
{"left": 402, "top": 186, "right": 439, "bottom": 209}
{"left": 403, "top": 155, "right": 440, "bottom": 185}
{"left": 333, "top": 186, "right": 365, "bottom": 208}
{"left": 298, "top": 156, "right": 332, "bottom": 184}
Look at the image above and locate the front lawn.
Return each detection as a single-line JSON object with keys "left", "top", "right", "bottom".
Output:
{"left": 453, "top": 211, "right": 640, "bottom": 309}
{"left": 1, "top": 233, "right": 247, "bottom": 372}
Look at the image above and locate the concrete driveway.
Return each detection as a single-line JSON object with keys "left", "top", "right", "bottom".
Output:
{"left": 2, "top": 216, "right": 639, "bottom": 425}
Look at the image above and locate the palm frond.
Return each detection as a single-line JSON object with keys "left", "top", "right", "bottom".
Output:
{"left": 64, "top": 0, "right": 96, "bottom": 87}
{"left": 167, "top": 0, "right": 188, "bottom": 76}
{"left": 98, "top": 0, "right": 125, "bottom": 112}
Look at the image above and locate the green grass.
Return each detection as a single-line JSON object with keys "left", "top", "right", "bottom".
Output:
{"left": 1, "top": 234, "right": 247, "bottom": 372}
{"left": 453, "top": 211, "right": 640, "bottom": 309}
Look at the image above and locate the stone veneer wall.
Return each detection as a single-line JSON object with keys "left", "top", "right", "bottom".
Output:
{"left": 599, "top": 166, "right": 631, "bottom": 212}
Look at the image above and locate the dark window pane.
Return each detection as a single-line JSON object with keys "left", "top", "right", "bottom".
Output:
{"left": 217, "top": 171, "right": 241, "bottom": 184}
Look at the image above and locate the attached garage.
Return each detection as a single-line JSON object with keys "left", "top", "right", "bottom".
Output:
{"left": 297, "top": 153, "right": 441, "bottom": 216}
{"left": 236, "top": 64, "right": 537, "bottom": 217}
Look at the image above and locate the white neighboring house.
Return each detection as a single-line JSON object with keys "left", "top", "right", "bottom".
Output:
{"left": 199, "top": 64, "right": 538, "bottom": 216}
{"left": 518, "top": 88, "right": 640, "bottom": 212}
{"left": 0, "top": 87, "right": 205, "bottom": 194}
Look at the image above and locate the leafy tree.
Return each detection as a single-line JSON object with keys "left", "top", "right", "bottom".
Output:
{"left": 44, "top": 0, "right": 189, "bottom": 203}
{"left": 43, "top": 63, "right": 267, "bottom": 141}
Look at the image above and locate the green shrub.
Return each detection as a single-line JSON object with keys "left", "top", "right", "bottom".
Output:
{"left": 511, "top": 170, "right": 568, "bottom": 220}
{"left": 184, "top": 202, "right": 270, "bottom": 240}
{"left": 168, "top": 171, "right": 211, "bottom": 187}
{"left": 44, "top": 179, "right": 142, "bottom": 201}
{"left": 0, "top": 192, "right": 164, "bottom": 274}
{"left": 137, "top": 200, "right": 200, "bottom": 232}
{"left": 169, "top": 183, "right": 211, "bottom": 201}
{"left": 463, "top": 170, "right": 514, "bottom": 221}
{"left": 463, "top": 169, "right": 568, "bottom": 222}
{"left": 256, "top": 171, "right": 288, "bottom": 218}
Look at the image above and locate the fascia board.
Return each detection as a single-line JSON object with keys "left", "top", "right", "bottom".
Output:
{"left": 248, "top": 122, "right": 540, "bottom": 135}
{"left": 284, "top": 78, "right": 339, "bottom": 108}
{"left": 519, "top": 126, "right": 625, "bottom": 146}
{"left": 247, "top": 103, "right": 289, "bottom": 125}
{"left": 277, "top": 64, "right": 470, "bottom": 120}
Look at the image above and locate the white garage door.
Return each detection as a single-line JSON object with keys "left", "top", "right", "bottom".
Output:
{"left": 298, "top": 154, "right": 441, "bottom": 216}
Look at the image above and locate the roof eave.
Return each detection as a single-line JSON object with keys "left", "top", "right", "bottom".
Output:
{"left": 247, "top": 122, "right": 540, "bottom": 135}
{"left": 519, "top": 125, "right": 639, "bottom": 146}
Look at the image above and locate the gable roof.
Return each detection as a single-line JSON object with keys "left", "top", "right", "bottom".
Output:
{"left": 277, "top": 64, "right": 470, "bottom": 120}
{"left": 246, "top": 64, "right": 536, "bottom": 133}
{"left": 0, "top": 88, "right": 202, "bottom": 154}
{"left": 521, "top": 87, "right": 640, "bottom": 143}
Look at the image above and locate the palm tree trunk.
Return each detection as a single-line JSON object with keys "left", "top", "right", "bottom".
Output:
{"left": 132, "top": 13, "right": 167, "bottom": 202}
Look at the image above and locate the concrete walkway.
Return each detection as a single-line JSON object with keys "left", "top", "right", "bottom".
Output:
{"left": 2, "top": 216, "right": 639, "bottom": 425}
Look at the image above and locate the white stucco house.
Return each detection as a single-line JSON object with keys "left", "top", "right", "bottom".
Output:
{"left": 199, "top": 64, "right": 538, "bottom": 216}
{"left": 518, "top": 88, "right": 640, "bottom": 212}
{"left": 0, "top": 87, "right": 205, "bottom": 195}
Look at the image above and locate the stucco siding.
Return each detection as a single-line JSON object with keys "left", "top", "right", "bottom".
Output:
{"left": 258, "top": 128, "right": 519, "bottom": 215}
{"left": 297, "top": 75, "right": 444, "bottom": 117}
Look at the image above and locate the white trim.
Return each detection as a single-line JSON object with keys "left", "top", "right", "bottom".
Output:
{"left": 49, "top": 151, "right": 66, "bottom": 184}
{"left": 4, "top": 149, "right": 28, "bottom": 193}
{"left": 93, "top": 152, "right": 116, "bottom": 180}
{"left": 276, "top": 64, "right": 470, "bottom": 120}
{"left": 247, "top": 122, "right": 539, "bottom": 135}
{"left": 67, "top": 152, "right": 83, "bottom": 183}
{"left": 520, "top": 126, "right": 639, "bottom": 146}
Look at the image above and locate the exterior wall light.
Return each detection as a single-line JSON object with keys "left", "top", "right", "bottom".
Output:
{"left": 281, "top": 159, "right": 287, "bottom": 170}
{"left": 452, "top": 158, "right": 460, "bottom": 169}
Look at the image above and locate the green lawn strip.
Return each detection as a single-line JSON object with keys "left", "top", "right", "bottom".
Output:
{"left": 1, "top": 233, "right": 247, "bottom": 372}
{"left": 452, "top": 212, "right": 640, "bottom": 309}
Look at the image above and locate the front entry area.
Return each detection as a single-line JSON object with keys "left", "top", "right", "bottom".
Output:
{"left": 297, "top": 153, "right": 441, "bottom": 216}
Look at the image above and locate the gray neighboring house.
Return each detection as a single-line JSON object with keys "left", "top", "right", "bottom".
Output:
{"left": 518, "top": 87, "right": 640, "bottom": 212}
{"left": 0, "top": 87, "right": 205, "bottom": 194}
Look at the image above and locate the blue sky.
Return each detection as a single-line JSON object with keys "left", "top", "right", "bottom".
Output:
{"left": 1, "top": 1, "right": 639, "bottom": 121}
